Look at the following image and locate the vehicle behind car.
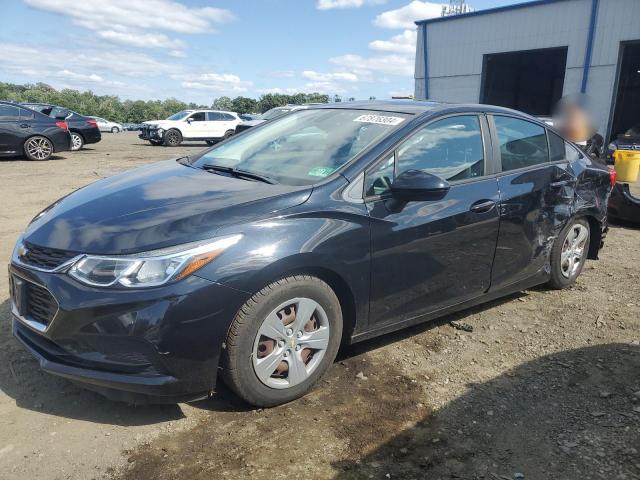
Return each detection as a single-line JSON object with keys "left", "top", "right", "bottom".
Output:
{"left": 21, "top": 103, "right": 101, "bottom": 151}
{"left": 139, "top": 109, "right": 241, "bottom": 146}
{"left": 0, "top": 101, "right": 71, "bottom": 160}
{"left": 236, "top": 104, "right": 311, "bottom": 133}
{"left": 89, "top": 116, "right": 123, "bottom": 133}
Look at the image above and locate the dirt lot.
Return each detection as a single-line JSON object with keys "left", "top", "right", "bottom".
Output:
{"left": 0, "top": 132, "right": 638, "bottom": 480}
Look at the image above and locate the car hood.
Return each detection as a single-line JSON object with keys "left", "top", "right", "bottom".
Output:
{"left": 24, "top": 160, "right": 312, "bottom": 254}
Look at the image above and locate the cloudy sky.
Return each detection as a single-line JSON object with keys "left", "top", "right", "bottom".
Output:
{"left": 1, "top": 0, "right": 511, "bottom": 103}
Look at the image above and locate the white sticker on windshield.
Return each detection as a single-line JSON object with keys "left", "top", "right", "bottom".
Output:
{"left": 353, "top": 114, "right": 405, "bottom": 126}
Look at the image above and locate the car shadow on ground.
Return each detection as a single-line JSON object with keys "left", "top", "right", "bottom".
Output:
{"left": 332, "top": 342, "right": 640, "bottom": 479}
{"left": 608, "top": 218, "right": 640, "bottom": 230}
{"left": 192, "top": 291, "right": 527, "bottom": 413}
{"left": 0, "top": 299, "right": 185, "bottom": 426}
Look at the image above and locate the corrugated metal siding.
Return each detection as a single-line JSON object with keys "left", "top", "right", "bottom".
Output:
{"left": 414, "top": 0, "right": 640, "bottom": 134}
{"left": 414, "top": 25, "right": 426, "bottom": 100}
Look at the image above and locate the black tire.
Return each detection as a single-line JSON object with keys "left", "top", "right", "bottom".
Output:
{"left": 163, "top": 129, "right": 182, "bottom": 147}
{"left": 70, "top": 131, "right": 84, "bottom": 151}
{"left": 111, "top": 126, "right": 120, "bottom": 133}
{"left": 23, "top": 136, "right": 53, "bottom": 161}
{"left": 223, "top": 129, "right": 234, "bottom": 139}
{"left": 548, "top": 218, "right": 590, "bottom": 289}
{"left": 205, "top": 140, "right": 216, "bottom": 146}
{"left": 149, "top": 139, "right": 163, "bottom": 146}
{"left": 221, "top": 275, "right": 342, "bottom": 407}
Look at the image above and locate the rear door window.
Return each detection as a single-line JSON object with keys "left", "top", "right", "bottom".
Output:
{"left": 0, "top": 104, "right": 20, "bottom": 121}
{"left": 494, "top": 116, "right": 549, "bottom": 171}
{"left": 19, "top": 108, "right": 35, "bottom": 120}
{"left": 207, "top": 112, "right": 223, "bottom": 121}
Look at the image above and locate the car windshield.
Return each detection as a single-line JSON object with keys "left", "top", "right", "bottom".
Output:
{"left": 166, "top": 111, "right": 191, "bottom": 121}
{"left": 191, "top": 108, "right": 409, "bottom": 186}
{"left": 261, "top": 108, "right": 293, "bottom": 121}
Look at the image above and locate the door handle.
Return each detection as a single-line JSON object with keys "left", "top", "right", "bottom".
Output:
{"left": 550, "top": 180, "right": 570, "bottom": 187}
{"left": 19, "top": 124, "right": 30, "bottom": 128}
{"left": 470, "top": 199, "right": 496, "bottom": 213}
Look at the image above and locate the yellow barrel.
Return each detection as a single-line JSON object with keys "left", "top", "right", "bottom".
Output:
{"left": 613, "top": 149, "right": 640, "bottom": 183}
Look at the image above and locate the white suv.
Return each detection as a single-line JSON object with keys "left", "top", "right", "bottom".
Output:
{"left": 140, "top": 109, "right": 241, "bottom": 146}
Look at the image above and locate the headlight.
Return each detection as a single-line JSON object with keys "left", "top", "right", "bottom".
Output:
{"left": 68, "top": 235, "right": 241, "bottom": 288}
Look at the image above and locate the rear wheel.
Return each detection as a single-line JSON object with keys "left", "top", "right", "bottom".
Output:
{"left": 24, "top": 136, "right": 53, "bottom": 161}
{"left": 164, "top": 129, "right": 182, "bottom": 147}
{"left": 222, "top": 275, "right": 342, "bottom": 407}
{"left": 548, "top": 218, "right": 590, "bottom": 289}
{"left": 70, "top": 132, "right": 84, "bottom": 151}
{"left": 205, "top": 140, "right": 216, "bottom": 146}
{"left": 223, "top": 129, "right": 234, "bottom": 140}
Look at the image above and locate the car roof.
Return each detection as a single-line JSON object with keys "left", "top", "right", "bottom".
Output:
{"left": 311, "top": 100, "right": 541, "bottom": 120}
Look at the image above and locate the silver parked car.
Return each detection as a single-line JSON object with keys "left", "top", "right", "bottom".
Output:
{"left": 89, "top": 116, "right": 123, "bottom": 133}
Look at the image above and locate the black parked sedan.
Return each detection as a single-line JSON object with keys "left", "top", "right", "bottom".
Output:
{"left": 0, "top": 101, "right": 71, "bottom": 160}
{"left": 21, "top": 103, "right": 101, "bottom": 151}
{"left": 9, "top": 101, "right": 613, "bottom": 406}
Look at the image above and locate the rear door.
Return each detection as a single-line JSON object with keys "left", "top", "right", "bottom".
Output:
{"left": 0, "top": 104, "right": 22, "bottom": 154}
{"left": 488, "top": 115, "right": 575, "bottom": 290}
{"left": 366, "top": 114, "right": 501, "bottom": 328}
{"left": 206, "top": 112, "right": 226, "bottom": 138}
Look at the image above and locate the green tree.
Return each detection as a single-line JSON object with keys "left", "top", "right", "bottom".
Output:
{"left": 231, "top": 96, "right": 259, "bottom": 114}
{"left": 212, "top": 96, "right": 233, "bottom": 111}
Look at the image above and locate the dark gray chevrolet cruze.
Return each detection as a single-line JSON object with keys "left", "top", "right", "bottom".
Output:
{"left": 9, "top": 101, "right": 612, "bottom": 406}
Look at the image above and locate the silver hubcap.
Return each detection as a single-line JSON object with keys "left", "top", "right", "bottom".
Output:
{"left": 252, "top": 298, "right": 330, "bottom": 389}
{"left": 560, "top": 224, "right": 588, "bottom": 278}
{"left": 26, "top": 137, "right": 52, "bottom": 160}
{"left": 71, "top": 134, "right": 82, "bottom": 150}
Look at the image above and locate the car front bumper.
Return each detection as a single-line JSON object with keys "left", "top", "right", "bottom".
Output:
{"left": 139, "top": 127, "right": 164, "bottom": 141}
{"left": 9, "top": 262, "right": 248, "bottom": 403}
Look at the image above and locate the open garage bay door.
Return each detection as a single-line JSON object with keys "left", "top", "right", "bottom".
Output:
{"left": 481, "top": 47, "right": 567, "bottom": 116}
{"left": 610, "top": 41, "right": 640, "bottom": 141}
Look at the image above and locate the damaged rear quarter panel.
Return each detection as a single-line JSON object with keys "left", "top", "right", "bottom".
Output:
{"left": 491, "top": 151, "right": 610, "bottom": 291}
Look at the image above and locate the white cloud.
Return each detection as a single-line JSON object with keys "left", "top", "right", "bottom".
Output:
{"left": 316, "top": 0, "right": 386, "bottom": 9}
{"left": 302, "top": 71, "right": 359, "bottom": 82}
{"left": 96, "top": 31, "right": 184, "bottom": 49}
{"left": 369, "top": 29, "right": 416, "bottom": 53}
{"left": 330, "top": 53, "right": 414, "bottom": 76}
{"left": 374, "top": 1, "right": 443, "bottom": 29}
{"left": 24, "top": 0, "right": 234, "bottom": 51}
{"left": 178, "top": 73, "right": 253, "bottom": 94}
{"left": 57, "top": 70, "right": 104, "bottom": 83}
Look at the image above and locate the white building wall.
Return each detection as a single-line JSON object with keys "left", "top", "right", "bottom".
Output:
{"left": 414, "top": 0, "right": 640, "bottom": 134}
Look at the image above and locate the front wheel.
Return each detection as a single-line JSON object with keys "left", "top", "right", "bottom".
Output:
{"left": 24, "top": 136, "right": 53, "bottom": 161}
{"left": 70, "top": 132, "right": 84, "bottom": 151}
{"left": 222, "top": 275, "right": 342, "bottom": 407}
{"left": 111, "top": 126, "right": 120, "bottom": 133}
{"left": 163, "top": 129, "right": 182, "bottom": 147}
{"left": 548, "top": 218, "right": 590, "bottom": 289}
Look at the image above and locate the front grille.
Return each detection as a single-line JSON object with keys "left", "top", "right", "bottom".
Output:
{"left": 21, "top": 242, "right": 77, "bottom": 270}
{"left": 25, "top": 282, "right": 57, "bottom": 326}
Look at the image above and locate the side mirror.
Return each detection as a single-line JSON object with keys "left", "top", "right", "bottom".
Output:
{"left": 186, "top": 117, "right": 193, "bottom": 123}
{"left": 391, "top": 169, "right": 450, "bottom": 200}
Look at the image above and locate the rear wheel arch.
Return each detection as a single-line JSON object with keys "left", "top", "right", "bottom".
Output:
{"left": 581, "top": 215, "right": 603, "bottom": 260}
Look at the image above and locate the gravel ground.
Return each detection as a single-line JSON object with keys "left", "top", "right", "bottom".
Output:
{"left": 0, "top": 132, "right": 638, "bottom": 480}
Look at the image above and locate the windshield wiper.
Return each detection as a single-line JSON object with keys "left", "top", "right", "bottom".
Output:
{"left": 201, "top": 164, "right": 276, "bottom": 185}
